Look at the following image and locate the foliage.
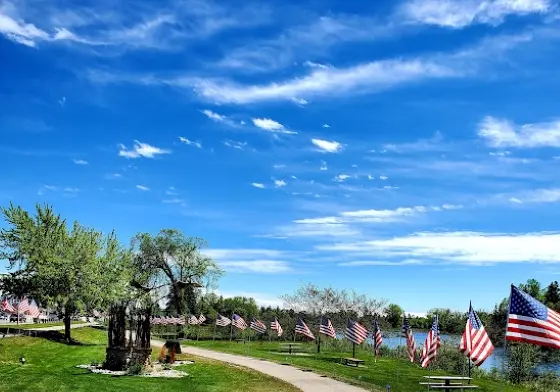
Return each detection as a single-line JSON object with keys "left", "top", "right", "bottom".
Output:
{"left": 126, "top": 363, "right": 144, "bottom": 375}
{"left": 384, "top": 303, "right": 403, "bottom": 328}
{"left": 506, "top": 343, "right": 539, "bottom": 384}
{"left": 130, "top": 229, "right": 224, "bottom": 315}
{"left": 0, "top": 203, "right": 132, "bottom": 341}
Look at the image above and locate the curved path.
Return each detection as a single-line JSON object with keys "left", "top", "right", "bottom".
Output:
{"left": 151, "top": 339, "right": 369, "bottom": 392}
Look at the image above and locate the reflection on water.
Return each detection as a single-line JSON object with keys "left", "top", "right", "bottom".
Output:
{"left": 338, "top": 331, "right": 560, "bottom": 374}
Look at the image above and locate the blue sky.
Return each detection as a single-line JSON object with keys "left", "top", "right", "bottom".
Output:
{"left": 2, "top": 0, "right": 560, "bottom": 314}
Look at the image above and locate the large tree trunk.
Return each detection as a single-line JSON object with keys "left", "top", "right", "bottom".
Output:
{"left": 64, "top": 310, "right": 71, "bottom": 342}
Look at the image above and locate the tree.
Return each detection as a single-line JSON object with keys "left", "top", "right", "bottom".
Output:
{"left": 130, "top": 229, "right": 223, "bottom": 316}
{"left": 518, "top": 279, "right": 543, "bottom": 300}
{"left": 544, "top": 281, "right": 560, "bottom": 309}
{"left": 0, "top": 203, "right": 132, "bottom": 341}
{"left": 385, "top": 303, "right": 404, "bottom": 328}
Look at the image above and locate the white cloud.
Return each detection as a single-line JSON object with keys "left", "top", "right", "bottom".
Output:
{"left": 136, "top": 185, "right": 150, "bottom": 191}
{"left": 252, "top": 182, "right": 265, "bottom": 189}
{"left": 188, "top": 58, "right": 460, "bottom": 104}
{"left": 340, "top": 259, "right": 425, "bottom": 267}
{"left": 304, "top": 61, "right": 330, "bottom": 69}
{"left": 201, "top": 109, "right": 238, "bottom": 127}
{"left": 179, "top": 137, "right": 202, "bottom": 148}
{"left": 166, "top": 186, "right": 178, "bottom": 195}
{"left": 163, "top": 198, "right": 185, "bottom": 204}
{"left": 323, "top": 124, "right": 331, "bottom": 128}
{"left": 291, "top": 97, "right": 309, "bottom": 105}
{"left": 311, "top": 138, "right": 343, "bottom": 153}
{"left": 274, "top": 222, "right": 360, "bottom": 238}
{"left": 118, "top": 140, "right": 170, "bottom": 158}
{"left": 367, "top": 175, "right": 375, "bottom": 180}
{"left": 252, "top": 118, "right": 297, "bottom": 134}
{"left": 274, "top": 179, "right": 287, "bottom": 188}
{"left": 203, "top": 248, "right": 293, "bottom": 274}
{"left": 296, "top": 203, "right": 462, "bottom": 225}
{"left": 218, "top": 260, "right": 292, "bottom": 273}
{"left": 319, "top": 231, "right": 560, "bottom": 265}
{"left": 478, "top": 116, "right": 560, "bottom": 148}
{"left": 105, "top": 173, "right": 122, "bottom": 180}
{"left": 380, "top": 175, "right": 389, "bottom": 180}
{"left": 334, "top": 174, "right": 352, "bottom": 182}
{"left": 508, "top": 188, "right": 560, "bottom": 204}
{"left": 73, "top": 159, "right": 88, "bottom": 165}
{"left": 273, "top": 164, "right": 286, "bottom": 169}
{"left": 399, "top": 0, "right": 551, "bottom": 29}
{"left": 223, "top": 140, "right": 247, "bottom": 150}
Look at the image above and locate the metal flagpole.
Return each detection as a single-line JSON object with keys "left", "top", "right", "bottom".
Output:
{"left": 230, "top": 313, "right": 234, "bottom": 342}
{"left": 317, "top": 315, "right": 322, "bottom": 354}
{"left": 499, "top": 285, "right": 513, "bottom": 392}
{"left": 213, "top": 318, "right": 217, "bottom": 340}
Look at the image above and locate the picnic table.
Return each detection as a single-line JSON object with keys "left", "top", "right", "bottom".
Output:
{"left": 234, "top": 338, "right": 246, "bottom": 344}
{"left": 279, "top": 343, "right": 303, "bottom": 355}
{"left": 341, "top": 357, "right": 365, "bottom": 367}
{"left": 421, "top": 376, "right": 478, "bottom": 391}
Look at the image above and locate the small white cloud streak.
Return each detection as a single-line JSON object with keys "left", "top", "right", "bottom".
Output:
{"left": 508, "top": 188, "right": 560, "bottom": 204}
{"left": 201, "top": 109, "right": 238, "bottom": 127}
{"left": 252, "top": 118, "right": 297, "bottom": 134}
{"left": 274, "top": 179, "right": 287, "bottom": 188}
{"left": 136, "top": 185, "right": 150, "bottom": 191}
{"left": 219, "top": 260, "right": 292, "bottom": 273}
{"left": 478, "top": 116, "right": 560, "bottom": 148}
{"left": 73, "top": 159, "right": 88, "bottom": 165}
{"left": 118, "top": 140, "right": 170, "bottom": 158}
{"left": 179, "top": 136, "right": 202, "bottom": 148}
{"left": 311, "top": 138, "right": 343, "bottom": 153}
{"left": 252, "top": 182, "right": 265, "bottom": 189}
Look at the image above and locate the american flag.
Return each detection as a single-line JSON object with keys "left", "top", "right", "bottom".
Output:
{"left": 1, "top": 297, "right": 15, "bottom": 313}
{"left": 270, "top": 318, "right": 283, "bottom": 337}
{"left": 16, "top": 297, "right": 29, "bottom": 314}
{"left": 372, "top": 320, "right": 383, "bottom": 356}
{"left": 459, "top": 302, "right": 494, "bottom": 366}
{"left": 216, "top": 313, "right": 231, "bottom": 327}
{"left": 176, "top": 316, "right": 186, "bottom": 325}
{"left": 506, "top": 285, "right": 560, "bottom": 349}
{"left": 232, "top": 313, "right": 248, "bottom": 330}
{"left": 295, "top": 317, "right": 315, "bottom": 340}
{"left": 319, "top": 317, "right": 336, "bottom": 338}
{"left": 402, "top": 314, "right": 416, "bottom": 362}
{"left": 420, "top": 315, "right": 441, "bottom": 368}
{"left": 27, "top": 300, "right": 41, "bottom": 318}
{"left": 345, "top": 319, "right": 368, "bottom": 345}
{"left": 188, "top": 315, "right": 200, "bottom": 325}
{"left": 198, "top": 314, "right": 206, "bottom": 324}
{"left": 150, "top": 316, "right": 160, "bottom": 325}
{"left": 250, "top": 317, "right": 267, "bottom": 334}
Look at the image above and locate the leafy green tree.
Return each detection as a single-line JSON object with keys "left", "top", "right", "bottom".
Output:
{"left": 0, "top": 203, "right": 132, "bottom": 341}
{"left": 130, "top": 229, "right": 223, "bottom": 316}
{"left": 544, "top": 281, "right": 560, "bottom": 310}
{"left": 519, "top": 279, "right": 543, "bottom": 301}
{"left": 384, "top": 303, "right": 404, "bottom": 328}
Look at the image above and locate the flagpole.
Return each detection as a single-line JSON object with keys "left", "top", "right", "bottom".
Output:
{"left": 230, "top": 313, "right": 234, "bottom": 342}
{"left": 499, "top": 285, "right": 513, "bottom": 392}
{"left": 293, "top": 314, "right": 298, "bottom": 343}
{"left": 317, "top": 314, "right": 322, "bottom": 354}
{"left": 213, "top": 318, "right": 217, "bottom": 340}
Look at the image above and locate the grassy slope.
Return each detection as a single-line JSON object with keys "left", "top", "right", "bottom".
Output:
{"left": 0, "top": 321, "right": 87, "bottom": 330}
{"left": 0, "top": 328, "right": 299, "bottom": 392}
{"left": 183, "top": 340, "right": 529, "bottom": 392}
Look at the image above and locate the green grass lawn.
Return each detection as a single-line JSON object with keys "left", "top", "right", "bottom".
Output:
{"left": 0, "top": 328, "right": 299, "bottom": 392}
{"left": 0, "top": 321, "right": 87, "bottom": 330}
{"left": 181, "top": 340, "right": 529, "bottom": 392}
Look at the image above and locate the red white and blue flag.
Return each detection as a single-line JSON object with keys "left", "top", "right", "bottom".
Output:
{"left": 420, "top": 315, "right": 441, "bottom": 368}
{"left": 270, "top": 318, "right": 283, "bottom": 337}
{"left": 506, "top": 285, "right": 560, "bottom": 349}
{"left": 459, "top": 302, "right": 494, "bottom": 366}
{"left": 216, "top": 314, "right": 231, "bottom": 327}
{"left": 372, "top": 320, "right": 383, "bottom": 356}
{"left": 319, "top": 317, "right": 336, "bottom": 338}
{"left": 188, "top": 315, "right": 200, "bottom": 325}
{"left": 345, "top": 319, "right": 368, "bottom": 345}
{"left": 402, "top": 314, "right": 416, "bottom": 363}
{"left": 1, "top": 297, "right": 15, "bottom": 313}
{"left": 198, "top": 314, "right": 206, "bottom": 324}
{"left": 250, "top": 317, "right": 267, "bottom": 334}
{"left": 295, "top": 317, "right": 315, "bottom": 340}
{"left": 232, "top": 314, "right": 248, "bottom": 330}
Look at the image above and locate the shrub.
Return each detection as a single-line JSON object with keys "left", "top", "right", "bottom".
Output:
{"left": 126, "top": 363, "right": 144, "bottom": 375}
{"left": 506, "top": 343, "right": 538, "bottom": 384}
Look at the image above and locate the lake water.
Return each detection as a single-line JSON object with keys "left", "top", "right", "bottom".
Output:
{"left": 338, "top": 331, "right": 560, "bottom": 374}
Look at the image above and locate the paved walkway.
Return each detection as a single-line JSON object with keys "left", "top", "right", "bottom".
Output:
{"left": 1, "top": 322, "right": 95, "bottom": 337}
{"left": 151, "top": 339, "right": 368, "bottom": 392}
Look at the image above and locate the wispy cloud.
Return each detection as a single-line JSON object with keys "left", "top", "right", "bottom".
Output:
{"left": 334, "top": 174, "right": 352, "bottom": 182}
{"left": 118, "top": 140, "right": 170, "bottom": 158}
{"left": 223, "top": 140, "right": 248, "bottom": 150}
{"left": 179, "top": 137, "right": 202, "bottom": 148}
{"left": 398, "top": 0, "right": 552, "bottom": 29}
{"left": 218, "top": 260, "right": 293, "bottom": 273}
{"left": 252, "top": 118, "right": 297, "bottom": 134}
{"left": 73, "top": 159, "right": 88, "bottom": 165}
{"left": 311, "top": 138, "right": 343, "bottom": 153}
{"left": 136, "top": 185, "right": 150, "bottom": 191}
{"left": 274, "top": 179, "right": 287, "bottom": 188}
{"left": 201, "top": 109, "right": 239, "bottom": 127}
{"left": 203, "top": 248, "right": 294, "bottom": 274}
{"left": 508, "top": 188, "right": 560, "bottom": 204}
{"left": 319, "top": 231, "right": 560, "bottom": 265}
{"left": 252, "top": 182, "right": 265, "bottom": 189}
{"left": 478, "top": 116, "right": 560, "bottom": 148}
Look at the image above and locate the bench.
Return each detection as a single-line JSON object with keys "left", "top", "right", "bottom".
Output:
{"left": 235, "top": 339, "right": 246, "bottom": 344}
{"left": 428, "top": 386, "right": 478, "bottom": 390}
{"left": 341, "top": 358, "right": 365, "bottom": 367}
{"left": 279, "top": 343, "right": 302, "bottom": 355}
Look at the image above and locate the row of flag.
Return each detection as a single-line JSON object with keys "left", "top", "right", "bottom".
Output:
{"left": 150, "top": 314, "right": 207, "bottom": 325}
{"left": 1, "top": 297, "right": 41, "bottom": 318}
